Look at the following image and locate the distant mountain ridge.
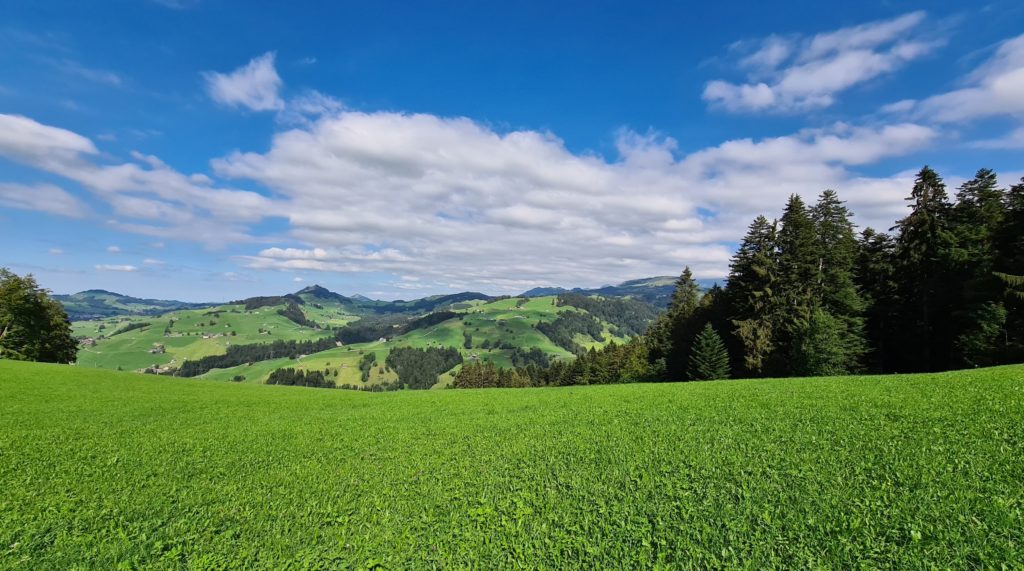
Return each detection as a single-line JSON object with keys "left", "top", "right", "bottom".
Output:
{"left": 58, "top": 275, "right": 699, "bottom": 320}
{"left": 291, "top": 286, "right": 492, "bottom": 315}
{"left": 520, "top": 276, "right": 722, "bottom": 308}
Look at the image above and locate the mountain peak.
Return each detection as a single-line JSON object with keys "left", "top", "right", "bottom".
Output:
{"left": 77, "top": 289, "right": 123, "bottom": 297}
{"left": 295, "top": 284, "right": 351, "bottom": 303}
{"left": 296, "top": 284, "right": 331, "bottom": 295}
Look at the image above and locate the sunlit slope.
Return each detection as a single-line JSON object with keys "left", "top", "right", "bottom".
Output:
{"left": 72, "top": 303, "right": 339, "bottom": 371}
{"left": 1, "top": 360, "right": 1021, "bottom": 568}
{"left": 196, "top": 296, "right": 628, "bottom": 385}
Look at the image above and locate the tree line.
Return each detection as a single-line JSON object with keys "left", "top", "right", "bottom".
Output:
{"left": 266, "top": 368, "right": 334, "bottom": 388}
{"left": 174, "top": 337, "right": 341, "bottom": 376}
{"left": 454, "top": 167, "right": 1024, "bottom": 388}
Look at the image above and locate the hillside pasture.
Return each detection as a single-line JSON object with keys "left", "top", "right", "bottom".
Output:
{"left": 72, "top": 304, "right": 333, "bottom": 371}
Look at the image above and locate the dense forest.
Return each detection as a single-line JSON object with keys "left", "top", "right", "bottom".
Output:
{"left": 385, "top": 346, "right": 463, "bottom": 389}
{"left": 555, "top": 293, "right": 659, "bottom": 337}
{"left": 455, "top": 167, "right": 1024, "bottom": 388}
{"left": 535, "top": 311, "right": 605, "bottom": 354}
{"left": 277, "top": 302, "right": 317, "bottom": 328}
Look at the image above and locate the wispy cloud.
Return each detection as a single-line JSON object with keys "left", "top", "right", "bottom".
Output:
{"left": 0, "top": 182, "right": 89, "bottom": 218}
{"left": 95, "top": 264, "right": 138, "bottom": 272}
{"left": 0, "top": 113, "right": 272, "bottom": 246}
{"left": 48, "top": 58, "right": 123, "bottom": 86}
{"left": 971, "top": 126, "right": 1024, "bottom": 149}
{"left": 704, "top": 12, "right": 941, "bottom": 113}
{"left": 884, "top": 33, "right": 1024, "bottom": 123}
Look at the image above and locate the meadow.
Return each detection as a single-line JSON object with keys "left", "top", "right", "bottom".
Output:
{"left": 1, "top": 360, "right": 1021, "bottom": 568}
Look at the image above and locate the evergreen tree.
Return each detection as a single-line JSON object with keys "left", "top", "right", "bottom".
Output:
{"left": 789, "top": 308, "right": 850, "bottom": 377}
{"left": 995, "top": 179, "right": 1024, "bottom": 361}
{"left": 648, "top": 266, "right": 702, "bottom": 380}
{"left": 726, "top": 215, "right": 778, "bottom": 376}
{"left": 773, "top": 194, "right": 820, "bottom": 374}
{"left": 856, "top": 228, "right": 900, "bottom": 372}
{"left": 954, "top": 302, "right": 1007, "bottom": 368}
{"left": 687, "top": 323, "right": 730, "bottom": 381}
{"left": 810, "top": 190, "right": 867, "bottom": 372}
{"left": 893, "top": 166, "right": 958, "bottom": 372}
{"left": 950, "top": 169, "right": 1007, "bottom": 367}
{"left": 996, "top": 273, "right": 1024, "bottom": 300}
{"left": 996, "top": 179, "right": 1024, "bottom": 273}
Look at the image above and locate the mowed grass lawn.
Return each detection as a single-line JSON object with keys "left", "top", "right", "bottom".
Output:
{"left": 1, "top": 361, "right": 1022, "bottom": 569}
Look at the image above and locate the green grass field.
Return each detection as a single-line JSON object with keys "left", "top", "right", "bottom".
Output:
{"left": 1, "top": 360, "right": 1022, "bottom": 568}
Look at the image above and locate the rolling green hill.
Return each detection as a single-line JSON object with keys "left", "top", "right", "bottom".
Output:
{"left": 68, "top": 289, "right": 651, "bottom": 387}
{"left": 1, "top": 360, "right": 1021, "bottom": 568}
{"left": 53, "top": 289, "right": 215, "bottom": 320}
{"left": 71, "top": 302, "right": 342, "bottom": 372}
{"left": 196, "top": 295, "right": 631, "bottom": 386}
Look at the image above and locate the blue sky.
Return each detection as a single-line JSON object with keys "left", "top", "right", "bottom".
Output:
{"left": 1, "top": 1, "right": 1023, "bottom": 301}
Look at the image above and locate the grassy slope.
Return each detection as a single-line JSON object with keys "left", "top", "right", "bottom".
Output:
{"left": 193, "top": 296, "right": 617, "bottom": 386}
{"left": 1, "top": 360, "right": 1022, "bottom": 568}
{"left": 72, "top": 303, "right": 337, "bottom": 371}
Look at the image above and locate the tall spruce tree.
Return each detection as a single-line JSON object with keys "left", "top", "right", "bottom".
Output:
{"left": 996, "top": 178, "right": 1024, "bottom": 274}
{"left": 856, "top": 228, "right": 900, "bottom": 372}
{"left": 810, "top": 190, "right": 867, "bottom": 373}
{"left": 773, "top": 194, "right": 820, "bottom": 375}
{"left": 647, "top": 266, "right": 702, "bottom": 380}
{"left": 893, "top": 166, "right": 958, "bottom": 372}
{"left": 726, "top": 215, "right": 778, "bottom": 376}
{"left": 995, "top": 180, "right": 1024, "bottom": 361}
{"left": 951, "top": 169, "right": 1008, "bottom": 367}
{"left": 687, "top": 323, "right": 730, "bottom": 381}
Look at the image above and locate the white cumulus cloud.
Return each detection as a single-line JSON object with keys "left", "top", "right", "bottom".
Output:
{"left": 216, "top": 110, "right": 935, "bottom": 289}
{"left": 0, "top": 103, "right": 940, "bottom": 291}
{"left": 203, "top": 52, "right": 284, "bottom": 111}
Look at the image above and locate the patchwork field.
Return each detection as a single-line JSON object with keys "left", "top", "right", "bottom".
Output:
{"left": 70, "top": 294, "right": 626, "bottom": 386}
{"left": 1, "top": 360, "right": 1021, "bottom": 568}
{"left": 71, "top": 304, "right": 338, "bottom": 371}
